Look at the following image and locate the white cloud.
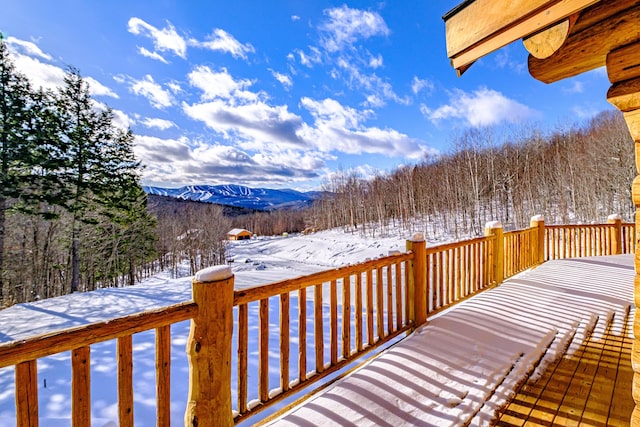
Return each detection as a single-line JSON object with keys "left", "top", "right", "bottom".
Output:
{"left": 300, "top": 97, "right": 428, "bottom": 158}
{"left": 271, "top": 70, "right": 293, "bottom": 89}
{"left": 291, "top": 15, "right": 301, "bottom": 22}
{"left": 563, "top": 80, "right": 584, "bottom": 94}
{"left": 85, "top": 76, "right": 118, "bottom": 98}
{"left": 184, "top": 75, "right": 430, "bottom": 159}
{"left": 571, "top": 104, "right": 599, "bottom": 119}
{"left": 141, "top": 117, "right": 177, "bottom": 130}
{"left": 364, "top": 95, "right": 384, "bottom": 108}
{"left": 127, "top": 17, "right": 187, "bottom": 59}
{"left": 134, "top": 134, "right": 323, "bottom": 186}
{"left": 494, "top": 48, "right": 526, "bottom": 73}
{"left": 411, "top": 76, "right": 434, "bottom": 95}
{"left": 111, "top": 109, "right": 135, "bottom": 129}
{"left": 10, "top": 52, "right": 65, "bottom": 90}
{"left": 166, "top": 81, "right": 182, "bottom": 94}
{"left": 130, "top": 74, "right": 174, "bottom": 108}
{"left": 184, "top": 65, "right": 308, "bottom": 150}
{"left": 369, "top": 54, "right": 383, "bottom": 69}
{"left": 134, "top": 135, "right": 191, "bottom": 183}
{"left": 289, "top": 9, "right": 404, "bottom": 109}
{"left": 9, "top": 45, "right": 116, "bottom": 98}
{"left": 183, "top": 99, "right": 306, "bottom": 150}
{"left": 294, "top": 47, "right": 323, "bottom": 67}
{"left": 301, "top": 97, "right": 369, "bottom": 129}
{"left": 187, "top": 66, "right": 258, "bottom": 102}
{"left": 423, "top": 87, "right": 539, "bottom": 127}
{"left": 6, "top": 37, "right": 52, "bottom": 60}
{"left": 182, "top": 62, "right": 428, "bottom": 165}
{"left": 193, "top": 29, "right": 255, "bottom": 59}
{"left": 320, "top": 5, "right": 390, "bottom": 52}
{"left": 336, "top": 60, "right": 408, "bottom": 107}
{"left": 137, "top": 47, "right": 169, "bottom": 64}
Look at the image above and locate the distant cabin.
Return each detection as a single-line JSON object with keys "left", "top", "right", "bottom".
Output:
{"left": 228, "top": 228, "right": 253, "bottom": 241}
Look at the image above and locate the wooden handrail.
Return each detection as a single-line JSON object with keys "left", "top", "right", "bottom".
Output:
{"left": 233, "top": 252, "right": 413, "bottom": 305}
{"left": 544, "top": 221, "right": 634, "bottom": 259}
{"left": 0, "top": 301, "right": 196, "bottom": 368}
{"left": 545, "top": 222, "right": 634, "bottom": 229}
{"left": 425, "top": 234, "right": 492, "bottom": 254}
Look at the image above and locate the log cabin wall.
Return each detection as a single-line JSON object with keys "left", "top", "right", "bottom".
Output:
{"left": 606, "top": 40, "right": 640, "bottom": 425}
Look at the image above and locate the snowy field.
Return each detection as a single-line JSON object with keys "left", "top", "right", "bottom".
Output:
{"left": 0, "top": 229, "right": 634, "bottom": 426}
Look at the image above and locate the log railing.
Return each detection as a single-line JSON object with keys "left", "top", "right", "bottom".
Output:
{"left": 504, "top": 226, "right": 540, "bottom": 278}
{"left": 425, "top": 235, "right": 495, "bottom": 315}
{"left": 1, "top": 302, "right": 197, "bottom": 427}
{"left": 0, "top": 215, "right": 635, "bottom": 426}
{"left": 231, "top": 248, "right": 417, "bottom": 423}
{"left": 544, "top": 214, "right": 634, "bottom": 260}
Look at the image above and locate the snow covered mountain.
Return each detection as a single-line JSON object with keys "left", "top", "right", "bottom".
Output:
{"left": 143, "top": 184, "right": 325, "bottom": 211}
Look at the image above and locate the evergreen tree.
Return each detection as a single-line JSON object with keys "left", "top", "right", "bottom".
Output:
{"left": 0, "top": 43, "right": 157, "bottom": 303}
{"left": 54, "top": 68, "right": 154, "bottom": 292}
{"left": 0, "top": 37, "right": 39, "bottom": 302}
{"left": 92, "top": 126, "right": 157, "bottom": 287}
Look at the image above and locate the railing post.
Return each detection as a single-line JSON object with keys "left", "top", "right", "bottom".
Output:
{"left": 530, "top": 215, "right": 545, "bottom": 264}
{"left": 406, "top": 233, "right": 427, "bottom": 327}
{"left": 485, "top": 221, "right": 504, "bottom": 285}
{"left": 185, "top": 266, "right": 234, "bottom": 427}
{"left": 608, "top": 213, "right": 623, "bottom": 255}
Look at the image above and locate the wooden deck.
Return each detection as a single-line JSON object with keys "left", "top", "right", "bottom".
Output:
{"left": 496, "top": 302, "right": 634, "bottom": 426}
{"left": 265, "top": 255, "right": 635, "bottom": 426}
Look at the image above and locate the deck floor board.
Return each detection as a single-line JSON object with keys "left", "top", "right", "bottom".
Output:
{"left": 496, "top": 302, "right": 634, "bottom": 426}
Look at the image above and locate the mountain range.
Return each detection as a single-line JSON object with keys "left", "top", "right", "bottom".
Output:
{"left": 143, "top": 184, "right": 325, "bottom": 211}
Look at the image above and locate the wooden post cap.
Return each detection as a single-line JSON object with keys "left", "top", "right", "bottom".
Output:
{"left": 607, "top": 213, "right": 622, "bottom": 221}
{"left": 194, "top": 265, "right": 233, "bottom": 283}
{"left": 531, "top": 215, "right": 545, "bottom": 222}
{"left": 410, "top": 232, "right": 425, "bottom": 242}
{"left": 485, "top": 220, "right": 503, "bottom": 229}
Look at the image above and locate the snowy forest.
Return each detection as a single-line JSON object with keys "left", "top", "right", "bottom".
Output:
{"left": 1, "top": 35, "right": 635, "bottom": 308}
{"left": 310, "top": 109, "right": 635, "bottom": 239}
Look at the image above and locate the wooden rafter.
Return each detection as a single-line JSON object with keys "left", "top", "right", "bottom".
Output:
{"left": 444, "top": 0, "right": 600, "bottom": 75}
{"left": 529, "top": 0, "right": 640, "bottom": 83}
{"left": 522, "top": 14, "right": 576, "bottom": 60}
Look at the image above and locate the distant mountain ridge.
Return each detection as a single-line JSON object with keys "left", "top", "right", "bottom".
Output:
{"left": 143, "top": 184, "right": 325, "bottom": 210}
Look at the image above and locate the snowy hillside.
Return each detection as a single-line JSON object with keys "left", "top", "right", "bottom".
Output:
{"left": 143, "top": 184, "right": 325, "bottom": 210}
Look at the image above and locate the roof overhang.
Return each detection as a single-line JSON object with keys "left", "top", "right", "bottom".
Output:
{"left": 444, "top": 0, "right": 640, "bottom": 82}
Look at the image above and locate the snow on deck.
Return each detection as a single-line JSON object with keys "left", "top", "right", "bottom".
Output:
{"left": 265, "top": 255, "right": 634, "bottom": 426}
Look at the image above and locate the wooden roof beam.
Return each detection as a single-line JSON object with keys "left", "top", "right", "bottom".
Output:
{"left": 444, "top": 0, "right": 600, "bottom": 75}
{"left": 529, "top": 0, "right": 640, "bottom": 83}
{"left": 523, "top": 15, "right": 576, "bottom": 59}
{"left": 607, "top": 40, "right": 640, "bottom": 143}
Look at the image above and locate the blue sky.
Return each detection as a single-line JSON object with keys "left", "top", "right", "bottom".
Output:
{"left": 3, "top": 1, "right": 614, "bottom": 191}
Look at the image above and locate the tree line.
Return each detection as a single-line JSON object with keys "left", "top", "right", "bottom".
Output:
{"left": 309, "top": 110, "right": 635, "bottom": 240}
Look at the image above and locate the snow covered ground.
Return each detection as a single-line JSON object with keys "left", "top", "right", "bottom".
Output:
{"left": 0, "top": 229, "right": 634, "bottom": 426}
